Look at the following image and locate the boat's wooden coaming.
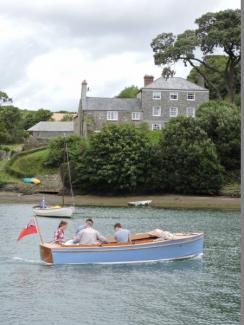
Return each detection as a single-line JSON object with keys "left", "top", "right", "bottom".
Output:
{"left": 40, "top": 232, "right": 203, "bottom": 264}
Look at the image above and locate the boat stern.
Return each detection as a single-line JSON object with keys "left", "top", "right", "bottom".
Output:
{"left": 40, "top": 244, "right": 53, "bottom": 264}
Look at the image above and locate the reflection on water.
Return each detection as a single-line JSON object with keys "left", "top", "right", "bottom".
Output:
{"left": 0, "top": 204, "right": 240, "bottom": 325}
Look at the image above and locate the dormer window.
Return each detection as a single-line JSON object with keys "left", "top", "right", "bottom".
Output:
{"left": 170, "top": 92, "right": 178, "bottom": 100}
{"left": 152, "top": 92, "right": 161, "bottom": 100}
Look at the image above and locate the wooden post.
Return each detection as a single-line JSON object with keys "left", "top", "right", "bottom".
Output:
{"left": 34, "top": 216, "right": 44, "bottom": 244}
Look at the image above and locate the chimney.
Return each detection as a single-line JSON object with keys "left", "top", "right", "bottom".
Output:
{"left": 81, "top": 80, "right": 87, "bottom": 99}
{"left": 144, "top": 75, "right": 154, "bottom": 87}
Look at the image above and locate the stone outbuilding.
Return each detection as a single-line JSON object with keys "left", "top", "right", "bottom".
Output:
{"left": 27, "top": 121, "right": 74, "bottom": 139}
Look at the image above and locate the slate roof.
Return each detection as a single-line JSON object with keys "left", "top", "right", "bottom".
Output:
{"left": 85, "top": 97, "right": 141, "bottom": 111}
{"left": 143, "top": 77, "right": 208, "bottom": 91}
{"left": 28, "top": 121, "right": 74, "bottom": 132}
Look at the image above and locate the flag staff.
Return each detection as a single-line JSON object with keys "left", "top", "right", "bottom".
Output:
{"left": 34, "top": 216, "right": 44, "bottom": 244}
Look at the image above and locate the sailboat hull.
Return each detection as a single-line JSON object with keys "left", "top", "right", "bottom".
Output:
{"left": 33, "top": 206, "right": 75, "bottom": 218}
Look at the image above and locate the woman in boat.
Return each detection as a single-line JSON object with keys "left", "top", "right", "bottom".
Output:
{"left": 54, "top": 221, "right": 68, "bottom": 244}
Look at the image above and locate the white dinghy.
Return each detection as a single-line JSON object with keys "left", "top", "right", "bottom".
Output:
{"left": 33, "top": 135, "right": 75, "bottom": 218}
{"left": 128, "top": 200, "right": 152, "bottom": 207}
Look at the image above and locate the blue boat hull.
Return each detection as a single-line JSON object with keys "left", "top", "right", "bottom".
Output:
{"left": 40, "top": 233, "right": 204, "bottom": 265}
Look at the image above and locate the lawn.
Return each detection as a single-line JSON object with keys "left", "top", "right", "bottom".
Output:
{"left": 10, "top": 149, "right": 57, "bottom": 178}
{"left": 0, "top": 160, "right": 21, "bottom": 185}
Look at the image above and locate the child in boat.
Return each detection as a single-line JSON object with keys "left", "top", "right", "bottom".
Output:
{"left": 54, "top": 221, "right": 68, "bottom": 244}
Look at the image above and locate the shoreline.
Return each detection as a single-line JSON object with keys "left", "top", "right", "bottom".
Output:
{"left": 0, "top": 191, "right": 240, "bottom": 210}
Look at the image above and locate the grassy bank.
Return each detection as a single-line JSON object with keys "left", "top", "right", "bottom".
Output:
{"left": 0, "top": 192, "right": 240, "bottom": 210}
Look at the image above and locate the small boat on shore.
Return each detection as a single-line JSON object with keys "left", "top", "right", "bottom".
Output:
{"left": 128, "top": 200, "right": 152, "bottom": 207}
{"left": 40, "top": 231, "right": 204, "bottom": 265}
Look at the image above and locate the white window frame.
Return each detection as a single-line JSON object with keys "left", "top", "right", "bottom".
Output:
{"left": 152, "top": 123, "right": 161, "bottom": 131}
{"left": 169, "top": 92, "right": 178, "bottom": 101}
{"left": 152, "top": 91, "right": 161, "bottom": 100}
{"left": 131, "top": 112, "right": 141, "bottom": 121}
{"left": 152, "top": 106, "right": 161, "bottom": 117}
{"left": 186, "top": 107, "right": 195, "bottom": 118}
{"left": 169, "top": 107, "right": 178, "bottom": 117}
{"left": 187, "top": 92, "right": 195, "bottom": 101}
{"left": 107, "top": 111, "right": 118, "bottom": 121}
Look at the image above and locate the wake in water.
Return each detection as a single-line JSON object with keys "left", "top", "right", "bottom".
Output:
{"left": 0, "top": 256, "right": 46, "bottom": 265}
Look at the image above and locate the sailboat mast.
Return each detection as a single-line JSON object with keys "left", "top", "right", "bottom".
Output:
{"left": 63, "top": 134, "right": 75, "bottom": 207}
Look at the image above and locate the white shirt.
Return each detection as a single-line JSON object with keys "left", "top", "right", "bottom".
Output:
{"left": 74, "top": 227, "right": 107, "bottom": 245}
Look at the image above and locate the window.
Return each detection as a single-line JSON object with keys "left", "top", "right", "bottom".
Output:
{"left": 152, "top": 91, "right": 161, "bottom": 100}
{"left": 152, "top": 106, "right": 161, "bottom": 116}
{"left": 170, "top": 92, "right": 178, "bottom": 100}
{"left": 169, "top": 107, "right": 178, "bottom": 117}
{"left": 107, "top": 111, "right": 118, "bottom": 121}
{"left": 186, "top": 107, "right": 195, "bottom": 117}
{"left": 187, "top": 92, "right": 195, "bottom": 101}
{"left": 152, "top": 123, "right": 161, "bottom": 131}
{"left": 131, "top": 112, "right": 141, "bottom": 120}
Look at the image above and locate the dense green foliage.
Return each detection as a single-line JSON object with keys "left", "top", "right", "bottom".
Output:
{"left": 0, "top": 106, "right": 27, "bottom": 143}
{"left": 44, "top": 135, "right": 85, "bottom": 168}
{"left": 196, "top": 101, "right": 240, "bottom": 170}
{"left": 5, "top": 148, "right": 55, "bottom": 178}
{"left": 116, "top": 85, "right": 139, "bottom": 98}
{"left": 187, "top": 56, "right": 240, "bottom": 102}
{"left": 23, "top": 108, "right": 53, "bottom": 129}
{"left": 74, "top": 125, "right": 155, "bottom": 193}
{"left": 0, "top": 91, "right": 53, "bottom": 144}
{"left": 151, "top": 9, "right": 240, "bottom": 102}
{"left": 158, "top": 117, "right": 224, "bottom": 194}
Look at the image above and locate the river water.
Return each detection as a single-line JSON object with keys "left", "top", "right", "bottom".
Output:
{"left": 0, "top": 204, "right": 240, "bottom": 325}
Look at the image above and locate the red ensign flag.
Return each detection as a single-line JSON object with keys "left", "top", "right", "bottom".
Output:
{"left": 17, "top": 219, "right": 38, "bottom": 241}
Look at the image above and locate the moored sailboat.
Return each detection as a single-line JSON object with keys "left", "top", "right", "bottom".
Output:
{"left": 33, "top": 136, "right": 75, "bottom": 218}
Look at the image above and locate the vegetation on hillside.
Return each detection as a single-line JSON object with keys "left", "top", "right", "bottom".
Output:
{"left": 7, "top": 149, "right": 56, "bottom": 178}
{"left": 0, "top": 99, "right": 53, "bottom": 144}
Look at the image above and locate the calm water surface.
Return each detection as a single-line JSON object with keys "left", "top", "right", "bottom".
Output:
{"left": 0, "top": 204, "right": 240, "bottom": 325}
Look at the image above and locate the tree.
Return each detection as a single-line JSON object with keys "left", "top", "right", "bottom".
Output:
{"left": 44, "top": 135, "right": 85, "bottom": 168}
{"left": 0, "top": 106, "right": 25, "bottom": 143}
{"left": 159, "top": 116, "right": 224, "bottom": 194}
{"left": 196, "top": 101, "right": 240, "bottom": 170}
{"left": 116, "top": 85, "right": 139, "bottom": 98}
{"left": 187, "top": 55, "right": 240, "bottom": 101}
{"left": 151, "top": 9, "right": 241, "bottom": 103}
{"left": 74, "top": 124, "right": 154, "bottom": 193}
{"left": 0, "top": 91, "right": 12, "bottom": 105}
{"left": 23, "top": 108, "right": 53, "bottom": 129}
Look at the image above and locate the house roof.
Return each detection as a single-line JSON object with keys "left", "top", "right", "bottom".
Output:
{"left": 85, "top": 97, "right": 141, "bottom": 111}
{"left": 27, "top": 121, "right": 74, "bottom": 132}
{"left": 143, "top": 77, "right": 208, "bottom": 91}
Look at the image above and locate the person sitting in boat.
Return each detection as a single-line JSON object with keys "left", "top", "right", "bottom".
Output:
{"left": 54, "top": 221, "right": 68, "bottom": 244}
{"left": 73, "top": 219, "right": 107, "bottom": 245}
{"left": 75, "top": 218, "right": 93, "bottom": 236}
{"left": 114, "top": 223, "right": 131, "bottom": 243}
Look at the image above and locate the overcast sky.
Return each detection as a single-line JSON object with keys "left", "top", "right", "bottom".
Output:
{"left": 0, "top": 0, "right": 240, "bottom": 111}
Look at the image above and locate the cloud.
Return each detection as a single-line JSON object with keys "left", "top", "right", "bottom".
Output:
{"left": 0, "top": 0, "right": 240, "bottom": 111}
